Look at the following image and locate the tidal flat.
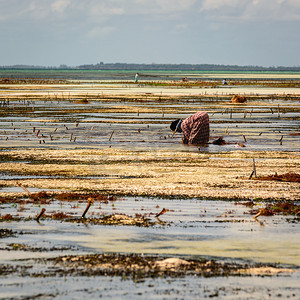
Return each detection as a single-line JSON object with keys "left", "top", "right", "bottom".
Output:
{"left": 0, "top": 72, "right": 300, "bottom": 299}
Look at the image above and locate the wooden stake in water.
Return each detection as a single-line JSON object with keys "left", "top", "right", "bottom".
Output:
{"left": 171, "top": 127, "right": 177, "bottom": 138}
{"left": 17, "top": 182, "right": 30, "bottom": 195}
{"left": 155, "top": 208, "right": 169, "bottom": 218}
{"left": 225, "top": 126, "right": 229, "bottom": 135}
{"left": 82, "top": 198, "right": 93, "bottom": 218}
{"left": 36, "top": 208, "right": 46, "bottom": 222}
{"left": 253, "top": 158, "right": 257, "bottom": 178}
{"left": 109, "top": 130, "right": 114, "bottom": 141}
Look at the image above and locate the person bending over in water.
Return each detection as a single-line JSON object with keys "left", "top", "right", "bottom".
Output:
{"left": 170, "top": 111, "right": 209, "bottom": 145}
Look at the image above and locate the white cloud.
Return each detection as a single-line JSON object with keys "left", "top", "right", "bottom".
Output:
{"left": 131, "top": 0, "right": 195, "bottom": 12}
{"left": 0, "top": 0, "right": 34, "bottom": 21}
{"left": 0, "top": 0, "right": 196, "bottom": 20}
{"left": 280, "top": 0, "right": 300, "bottom": 19}
{"left": 199, "top": 0, "right": 300, "bottom": 21}
{"left": 200, "top": 0, "right": 241, "bottom": 11}
{"left": 0, "top": 0, "right": 299, "bottom": 23}
{"left": 87, "top": 26, "right": 116, "bottom": 38}
{"left": 87, "top": 3, "right": 125, "bottom": 20}
{"left": 155, "top": 0, "right": 196, "bottom": 12}
{"left": 51, "top": 0, "right": 71, "bottom": 13}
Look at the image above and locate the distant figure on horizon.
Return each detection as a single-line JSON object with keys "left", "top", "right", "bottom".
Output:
{"left": 170, "top": 111, "right": 209, "bottom": 145}
{"left": 222, "top": 79, "right": 227, "bottom": 85}
{"left": 135, "top": 73, "right": 139, "bottom": 83}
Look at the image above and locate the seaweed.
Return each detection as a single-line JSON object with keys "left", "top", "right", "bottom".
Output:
{"left": 255, "top": 172, "right": 300, "bottom": 183}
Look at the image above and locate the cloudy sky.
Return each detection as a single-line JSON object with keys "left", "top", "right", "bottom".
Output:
{"left": 1, "top": 0, "right": 299, "bottom": 67}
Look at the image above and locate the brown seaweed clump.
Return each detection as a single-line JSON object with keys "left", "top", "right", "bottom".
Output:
{"left": 51, "top": 212, "right": 73, "bottom": 220}
{"left": 0, "top": 214, "right": 23, "bottom": 222}
{"left": 235, "top": 200, "right": 254, "bottom": 207}
{"left": 47, "top": 253, "right": 294, "bottom": 280}
{"left": 212, "top": 137, "right": 227, "bottom": 145}
{"left": 0, "top": 196, "right": 13, "bottom": 204}
{"left": 255, "top": 172, "right": 300, "bottom": 183}
{"left": 0, "top": 78, "right": 68, "bottom": 84}
{"left": 268, "top": 202, "right": 300, "bottom": 216}
{"left": 0, "top": 229, "right": 15, "bottom": 238}
{"left": 50, "top": 253, "right": 239, "bottom": 278}
{"left": 74, "top": 98, "right": 90, "bottom": 104}
{"left": 249, "top": 201, "right": 300, "bottom": 217}
{"left": 30, "top": 191, "right": 52, "bottom": 202}
{"left": 0, "top": 214, "right": 14, "bottom": 221}
{"left": 68, "top": 214, "right": 157, "bottom": 227}
{"left": 231, "top": 95, "right": 247, "bottom": 103}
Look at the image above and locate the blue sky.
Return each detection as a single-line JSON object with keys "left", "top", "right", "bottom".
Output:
{"left": 0, "top": 0, "right": 299, "bottom": 67}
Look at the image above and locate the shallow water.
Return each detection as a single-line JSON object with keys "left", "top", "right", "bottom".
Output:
{"left": 1, "top": 197, "right": 300, "bottom": 299}
{"left": 1, "top": 68, "right": 300, "bottom": 80}
{"left": 1, "top": 74, "right": 299, "bottom": 298}
{"left": 0, "top": 96, "right": 299, "bottom": 153}
{"left": 1, "top": 197, "right": 299, "bottom": 266}
{"left": 1, "top": 273, "right": 300, "bottom": 300}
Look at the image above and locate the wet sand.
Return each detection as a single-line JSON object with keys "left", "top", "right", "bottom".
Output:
{"left": 0, "top": 149, "right": 299, "bottom": 200}
{"left": 1, "top": 80, "right": 299, "bottom": 200}
{"left": 2, "top": 81, "right": 300, "bottom": 97}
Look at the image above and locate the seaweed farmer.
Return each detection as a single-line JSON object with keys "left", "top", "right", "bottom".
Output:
{"left": 170, "top": 111, "right": 209, "bottom": 145}
{"left": 135, "top": 73, "right": 139, "bottom": 83}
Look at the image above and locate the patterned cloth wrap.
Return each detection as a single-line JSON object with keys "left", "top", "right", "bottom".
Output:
{"left": 181, "top": 111, "right": 209, "bottom": 145}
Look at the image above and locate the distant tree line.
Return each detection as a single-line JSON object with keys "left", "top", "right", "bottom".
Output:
{"left": 1, "top": 63, "right": 300, "bottom": 71}
{"left": 77, "top": 63, "right": 300, "bottom": 71}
